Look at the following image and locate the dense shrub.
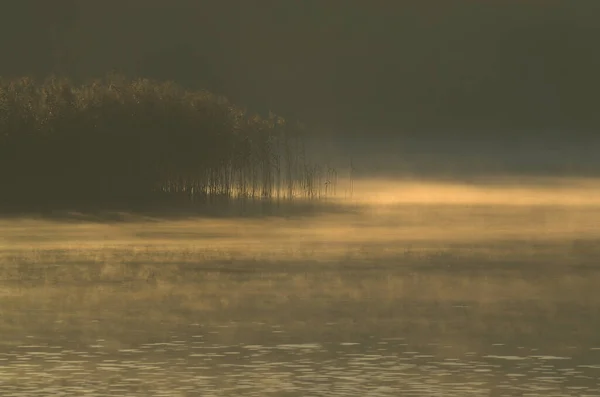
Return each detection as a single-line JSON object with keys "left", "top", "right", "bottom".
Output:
{"left": 0, "top": 75, "right": 336, "bottom": 212}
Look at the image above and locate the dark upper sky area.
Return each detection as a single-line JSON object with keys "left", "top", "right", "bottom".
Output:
{"left": 1, "top": 0, "right": 599, "bottom": 141}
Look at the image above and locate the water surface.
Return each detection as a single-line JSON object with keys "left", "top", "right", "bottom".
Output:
{"left": 2, "top": 178, "right": 600, "bottom": 396}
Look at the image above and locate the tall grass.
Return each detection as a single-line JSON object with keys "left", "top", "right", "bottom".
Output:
{"left": 0, "top": 75, "right": 336, "bottom": 212}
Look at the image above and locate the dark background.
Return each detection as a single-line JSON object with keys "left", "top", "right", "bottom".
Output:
{"left": 1, "top": 0, "right": 599, "bottom": 176}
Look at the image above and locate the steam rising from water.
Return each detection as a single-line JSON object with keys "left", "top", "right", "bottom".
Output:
{"left": 334, "top": 176, "right": 600, "bottom": 206}
{"left": 1, "top": 177, "right": 600, "bottom": 265}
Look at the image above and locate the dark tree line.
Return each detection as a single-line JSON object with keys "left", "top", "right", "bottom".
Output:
{"left": 0, "top": 75, "right": 335, "bottom": 213}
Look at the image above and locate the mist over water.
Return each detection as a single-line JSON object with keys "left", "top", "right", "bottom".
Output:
{"left": 345, "top": 176, "right": 600, "bottom": 206}
{"left": 2, "top": 176, "right": 600, "bottom": 396}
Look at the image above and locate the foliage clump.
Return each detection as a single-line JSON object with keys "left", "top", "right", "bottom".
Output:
{"left": 0, "top": 75, "right": 334, "bottom": 212}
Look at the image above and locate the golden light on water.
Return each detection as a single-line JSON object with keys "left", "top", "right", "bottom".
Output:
{"left": 2, "top": 177, "right": 600, "bottom": 261}
{"left": 337, "top": 176, "right": 600, "bottom": 206}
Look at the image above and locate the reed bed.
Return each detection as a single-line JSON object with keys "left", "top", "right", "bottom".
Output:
{"left": 0, "top": 75, "right": 336, "bottom": 212}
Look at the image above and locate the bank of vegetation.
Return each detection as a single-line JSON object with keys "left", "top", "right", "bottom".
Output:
{"left": 0, "top": 75, "right": 337, "bottom": 213}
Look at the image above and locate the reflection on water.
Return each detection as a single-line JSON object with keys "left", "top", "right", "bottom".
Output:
{"left": 2, "top": 178, "right": 600, "bottom": 396}
{"left": 2, "top": 323, "right": 600, "bottom": 396}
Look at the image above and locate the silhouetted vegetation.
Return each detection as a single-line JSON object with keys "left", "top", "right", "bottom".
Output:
{"left": 0, "top": 75, "right": 337, "bottom": 213}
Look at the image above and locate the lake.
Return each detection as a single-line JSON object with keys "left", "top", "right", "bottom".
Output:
{"left": 1, "top": 178, "right": 600, "bottom": 396}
